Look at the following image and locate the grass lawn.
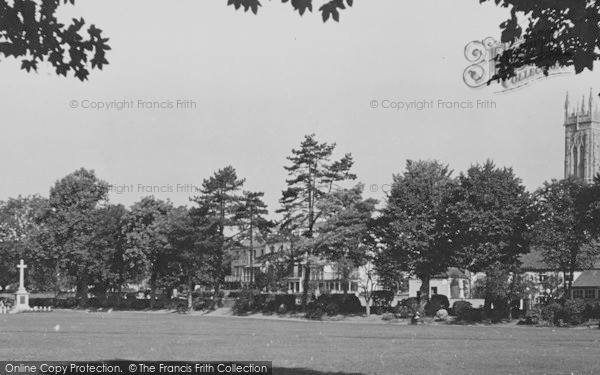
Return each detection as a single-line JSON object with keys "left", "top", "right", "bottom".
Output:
{"left": 1, "top": 311, "right": 599, "bottom": 375}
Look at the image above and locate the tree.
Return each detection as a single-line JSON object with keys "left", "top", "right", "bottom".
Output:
{"left": 482, "top": 0, "right": 595, "bottom": 81}
{"left": 315, "top": 183, "right": 377, "bottom": 295}
{"left": 0, "top": 195, "right": 49, "bottom": 289}
{"left": 123, "top": 196, "right": 174, "bottom": 308}
{"left": 532, "top": 178, "right": 600, "bottom": 292}
{"left": 89, "top": 203, "right": 128, "bottom": 305}
{"left": 445, "top": 160, "right": 534, "bottom": 315}
{"left": 0, "top": 0, "right": 110, "bottom": 81}
{"left": 45, "top": 168, "right": 111, "bottom": 306}
{"left": 357, "top": 262, "right": 378, "bottom": 317}
{"left": 233, "top": 190, "right": 272, "bottom": 286}
{"left": 376, "top": 160, "right": 454, "bottom": 308}
{"left": 278, "top": 134, "right": 356, "bottom": 307}
{"left": 192, "top": 166, "right": 245, "bottom": 298}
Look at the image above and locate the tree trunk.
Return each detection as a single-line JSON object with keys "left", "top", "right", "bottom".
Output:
{"left": 365, "top": 295, "right": 371, "bottom": 317}
{"left": 342, "top": 266, "right": 350, "bottom": 295}
{"left": 149, "top": 268, "right": 157, "bottom": 309}
{"left": 116, "top": 284, "right": 122, "bottom": 308}
{"left": 77, "top": 272, "right": 89, "bottom": 308}
{"left": 418, "top": 275, "right": 430, "bottom": 313}
{"left": 301, "top": 262, "right": 311, "bottom": 309}
{"left": 187, "top": 273, "right": 193, "bottom": 310}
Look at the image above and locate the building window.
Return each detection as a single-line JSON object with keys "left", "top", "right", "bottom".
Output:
{"left": 573, "top": 289, "right": 584, "bottom": 299}
{"left": 297, "top": 265, "right": 302, "bottom": 278}
{"left": 585, "top": 288, "right": 596, "bottom": 299}
{"left": 431, "top": 287, "right": 438, "bottom": 295}
{"left": 538, "top": 273, "right": 548, "bottom": 282}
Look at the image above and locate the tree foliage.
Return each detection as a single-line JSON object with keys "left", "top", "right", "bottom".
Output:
{"left": 278, "top": 133, "right": 356, "bottom": 306}
{"left": 375, "top": 160, "right": 454, "bottom": 302}
{"left": 0, "top": 195, "right": 48, "bottom": 289}
{"left": 0, "top": 0, "right": 110, "bottom": 80}
{"left": 445, "top": 160, "right": 533, "bottom": 272}
{"left": 44, "top": 168, "right": 110, "bottom": 304}
{"left": 483, "top": 0, "right": 597, "bottom": 80}
{"left": 532, "top": 178, "right": 600, "bottom": 291}
{"left": 192, "top": 166, "right": 245, "bottom": 296}
{"left": 228, "top": 0, "right": 354, "bottom": 22}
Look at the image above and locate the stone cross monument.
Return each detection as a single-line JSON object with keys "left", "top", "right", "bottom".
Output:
{"left": 14, "top": 259, "right": 30, "bottom": 311}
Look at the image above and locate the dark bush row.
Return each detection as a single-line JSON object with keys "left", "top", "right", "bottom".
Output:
{"left": 537, "top": 299, "right": 596, "bottom": 325}
{"left": 391, "top": 295, "right": 451, "bottom": 318}
{"left": 28, "top": 295, "right": 222, "bottom": 310}
{"left": 232, "top": 290, "right": 301, "bottom": 315}
{"left": 305, "top": 294, "right": 363, "bottom": 320}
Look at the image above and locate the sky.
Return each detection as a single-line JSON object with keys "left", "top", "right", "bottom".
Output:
{"left": 1, "top": 0, "right": 599, "bottom": 219}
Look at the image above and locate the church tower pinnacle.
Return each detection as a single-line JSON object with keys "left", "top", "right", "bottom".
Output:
{"left": 565, "top": 89, "right": 600, "bottom": 183}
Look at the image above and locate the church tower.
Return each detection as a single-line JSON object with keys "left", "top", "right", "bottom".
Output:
{"left": 564, "top": 89, "right": 600, "bottom": 183}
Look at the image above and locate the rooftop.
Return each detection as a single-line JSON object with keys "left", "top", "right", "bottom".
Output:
{"left": 573, "top": 270, "right": 600, "bottom": 288}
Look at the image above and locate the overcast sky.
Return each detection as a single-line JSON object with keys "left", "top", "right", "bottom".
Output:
{"left": 1, "top": 0, "right": 599, "bottom": 217}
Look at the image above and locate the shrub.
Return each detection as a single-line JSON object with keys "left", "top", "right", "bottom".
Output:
{"left": 457, "top": 307, "right": 484, "bottom": 323}
{"left": 55, "top": 297, "right": 77, "bottom": 309}
{"left": 393, "top": 305, "right": 410, "bottom": 319}
{"left": 425, "top": 295, "right": 450, "bottom": 317}
{"left": 381, "top": 313, "right": 396, "bottom": 321}
{"left": 232, "top": 289, "right": 259, "bottom": 315}
{"left": 541, "top": 302, "right": 563, "bottom": 324}
{"left": 400, "top": 297, "right": 420, "bottom": 316}
{"left": 262, "top": 294, "right": 297, "bottom": 313}
{"left": 316, "top": 294, "right": 362, "bottom": 315}
{"left": 564, "top": 299, "right": 587, "bottom": 325}
{"left": 305, "top": 302, "right": 325, "bottom": 320}
{"left": 323, "top": 301, "right": 339, "bottom": 316}
{"left": 371, "top": 291, "right": 394, "bottom": 315}
{"left": 523, "top": 305, "right": 542, "bottom": 325}
{"left": 451, "top": 300, "right": 472, "bottom": 317}
{"left": 584, "top": 302, "right": 600, "bottom": 320}
{"left": 29, "top": 298, "right": 54, "bottom": 308}
{"left": 435, "top": 309, "right": 449, "bottom": 321}
{"left": 131, "top": 299, "right": 150, "bottom": 310}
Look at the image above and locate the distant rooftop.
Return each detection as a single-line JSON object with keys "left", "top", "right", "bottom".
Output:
{"left": 573, "top": 270, "right": 600, "bottom": 288}
{"left": 520, "top": 248, "right": 600, "bottom": 271}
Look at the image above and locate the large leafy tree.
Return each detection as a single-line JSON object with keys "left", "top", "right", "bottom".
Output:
{"left": 532, "top": 178, "right": 600, "bottom": 292}
{"left": 45, "top": 168, "right": 110, "bottom": 306}
{"left": 444, "top": 160, "right": 534, "bottom": 313}
{"left": 192, "top": 166, "right": 245, "bottom": 297}
{"left": 0, "top": 195, "right": 49, "bottom": 290}
{"left": 164, "top": 205, "right": 213, "bottom": 310}
{"left": 278, "top": 133, "right": 356, "bottom": 307}
{"left": 315, "top": 183, "right": 377, "bottom": 293}
{"left": 122, "top": 196, "right": 174, "bottom": 308}
{"left": 89, "top": 203, "right": 129, "bottom": 304}
{"left": 375, "top": 160, "right": 454, "bottom": 306}
{"left": 315, "top": 183, "right": 378, "bottom": 315}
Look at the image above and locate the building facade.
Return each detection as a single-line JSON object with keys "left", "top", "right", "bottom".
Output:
{"left": 224, "top": 241, "right": 365, "bottom": 295}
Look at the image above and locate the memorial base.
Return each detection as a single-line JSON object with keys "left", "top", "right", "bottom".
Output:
{"left": 13, "top": 290, "right": 30, "bottom": 312}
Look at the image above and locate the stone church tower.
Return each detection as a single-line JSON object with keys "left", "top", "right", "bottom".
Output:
{"left": 564, "top": 89, "right": 600, "bottom": 183}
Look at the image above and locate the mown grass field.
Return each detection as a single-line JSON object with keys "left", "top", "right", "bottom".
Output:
{"left": 1, "top": 311, "right": 599, "bottom": 374}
